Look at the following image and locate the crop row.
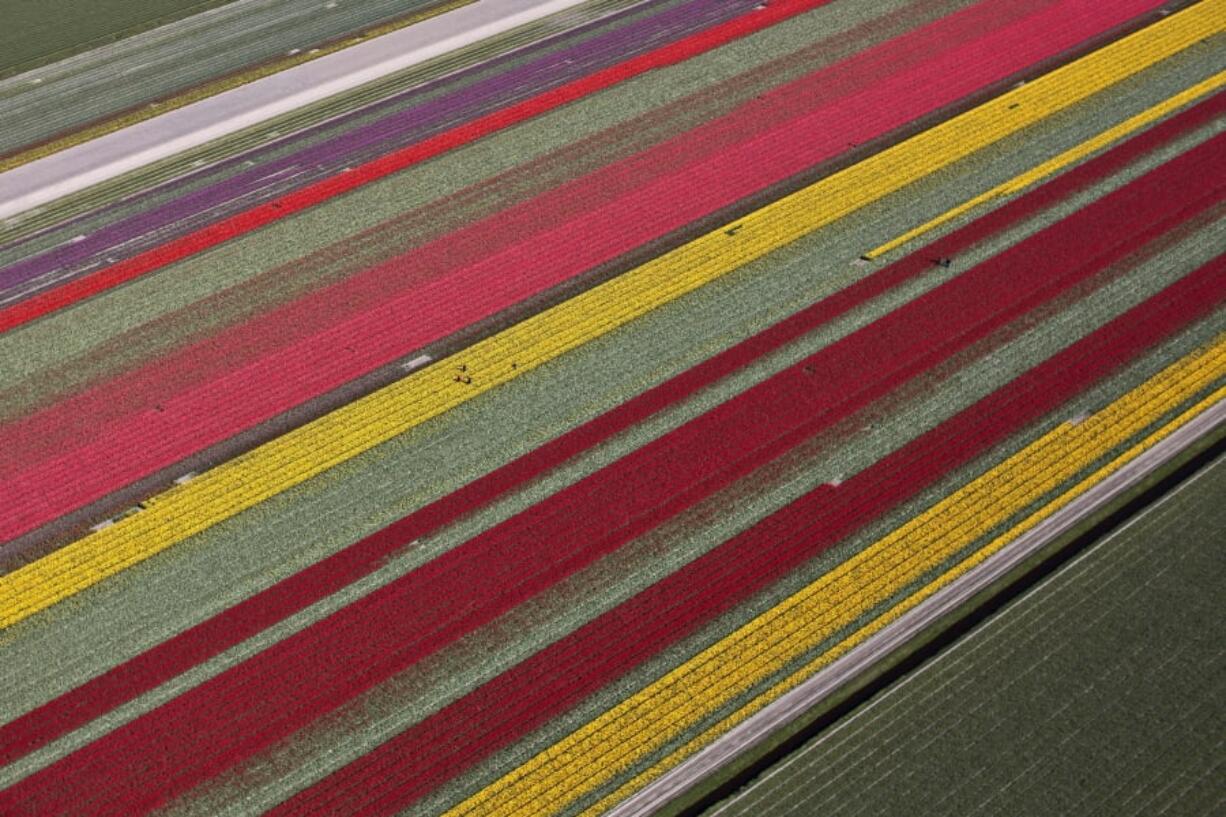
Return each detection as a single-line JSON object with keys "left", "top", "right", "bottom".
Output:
{"left": 0, "top": 0, "right": 1143, "bottom": 543}
{"left": 264, "top": 251, "right": 1226, "bottom": 817}
{"left": 0, "top": 1, "right": 1199, "bottom": 636}
{"left": 4, "top": 78, "right": 1210, "bottom": 775}
{"left": 3, "top": 131, "right": 1219, "bottom": 815}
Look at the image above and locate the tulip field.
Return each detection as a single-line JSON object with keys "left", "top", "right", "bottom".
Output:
{"left": 0, "top": 0, "right": 1223, "bottom": 814}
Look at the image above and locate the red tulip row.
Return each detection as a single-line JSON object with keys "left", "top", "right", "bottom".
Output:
{"left": 0, "top": 0, "right": 1156, "bottom": 542}
{"left": 3, "top": 82, "right": 1212, "bottom": 776}
{"left": 2, "top": 123, "right": 1218, "bottom": 816}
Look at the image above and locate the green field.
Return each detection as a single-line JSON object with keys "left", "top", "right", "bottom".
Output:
{"left": 1, "top": 0, "right": 238, "bottom": 78}
{"left": 707, "top": 453, "right": 1226, "bottom": 817}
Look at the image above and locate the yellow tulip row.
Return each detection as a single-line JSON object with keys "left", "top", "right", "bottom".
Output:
{"left": 446, "top": 334, "right": 1226, "bottom": 817}
{"left": 2, "top": 0, "right": 1219, "bottom": 630}
{"left": 864, "top": 68, "right": 1226, "bottom": 259}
